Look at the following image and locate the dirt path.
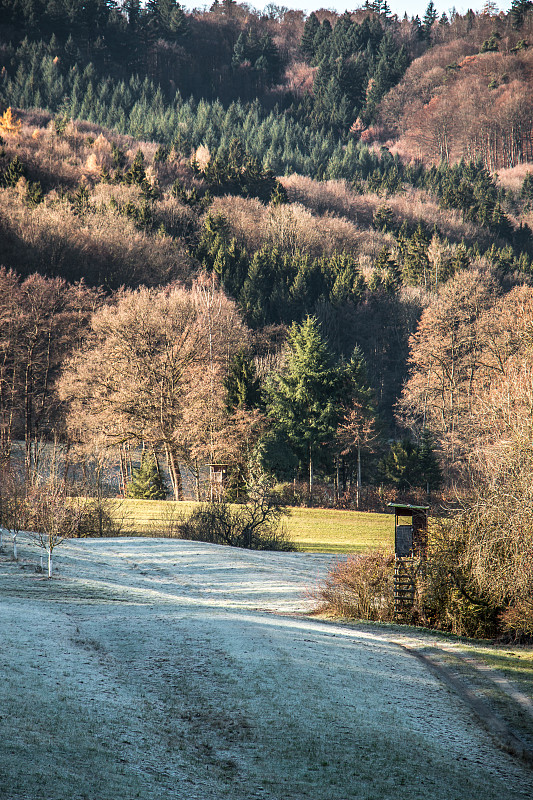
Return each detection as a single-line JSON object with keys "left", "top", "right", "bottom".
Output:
{"left": 1, "top": 536, "right": 531, "bottom": 800}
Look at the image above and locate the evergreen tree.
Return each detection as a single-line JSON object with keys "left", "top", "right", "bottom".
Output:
{"left": 398, "top": 223, "right": 431, "bottom": 287}
{"left": 225, "top": 349, "right": 261, "bottom": 411}
{"left": 423, "top": 1, "right": 438, "bottom": 31}
{"left": 300, "top": 12, "right": 321, "bottom": 60}
{"left": 265, "top": 316, "right": 342, "bottom": 493}
{"left": 24, "top": 180, "right": 44, "bottom": 207}
{"left": 124, "top": 149, "right": 146, "bottom": 185}
{"left": 2, "top": 155, "right": 25, "bottom": 187}
{"left": 417, "top": 429, "right": 442, "bottom": 492}
{"left": 378, "top": 433, "right": 441, "bottom": 491}
{"left": 510, "top": 0, "right": 533, "bottom": 29}
{"left": 126, "top": 453, "right": 167, "bottom": 499}
{"left": 377, "top": 439, "right": 419, "bottom": 489}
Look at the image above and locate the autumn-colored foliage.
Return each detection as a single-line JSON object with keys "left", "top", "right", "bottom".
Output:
{"left": 0, "top": 107, "right": 21, "bottom": 136}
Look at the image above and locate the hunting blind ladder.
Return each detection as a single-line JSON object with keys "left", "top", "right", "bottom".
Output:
{"left": 387, "top": 503, "right": 429, "bottom": 621}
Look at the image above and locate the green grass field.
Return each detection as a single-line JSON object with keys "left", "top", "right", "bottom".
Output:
{"left": 282, "top": 506, "right": 393, "bottom": 553}
{"left": 104, "top": 499, "right": 394, "bottom": 554}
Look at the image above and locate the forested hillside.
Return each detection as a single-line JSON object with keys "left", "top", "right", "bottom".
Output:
{"left": 2, "top": 0, "right": 533, "bottom": 501}
{"left": 2, "top": 1, "right": 533, "bottom": 636}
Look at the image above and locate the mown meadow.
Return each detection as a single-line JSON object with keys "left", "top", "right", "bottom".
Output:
{"left": 104, "top": 499, "right": 393, "bottom": 555}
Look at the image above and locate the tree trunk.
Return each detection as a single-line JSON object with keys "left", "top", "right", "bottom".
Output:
{"left": 356, "top": 445, "right": 362, "bottom": 511}
{"left": 24, "top": 361, "right": 33, "bottom": 482}
{"left": 195, "top": 459, "right": 201, "bottom": 502}
{"left": 165, "top": 443, "right": 183, "bottom": 501}
{"left": 48, "top": 547, "right": 52, "bottom": 579}
{"left": 308, "top": 445, "right": 313, "bottom": 499}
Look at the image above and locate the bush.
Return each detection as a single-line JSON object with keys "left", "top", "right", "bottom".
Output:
{"left": 420, "top": 501, "right": 533, "bottom": 640}
{"left": 178, "top": 500, "right": 295, "bottom": 551}
{"left": 77, "top": 499, "right": 126, "bottom": 538}
{"left": 501, "top": 600, "right": 533, "bottom": 642}
{"left": 317, "top": 551, "right": 395, "bottom": 621}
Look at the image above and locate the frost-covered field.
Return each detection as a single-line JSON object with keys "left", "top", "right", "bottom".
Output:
{"left": 1, "top": 537, "right": 531, "bottom": 800}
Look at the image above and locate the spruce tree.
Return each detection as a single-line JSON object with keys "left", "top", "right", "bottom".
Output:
{"left": 126, "top": 454, "right": 167, "bottom": 500}
{"left": 265, "top": 316, "right": 341, "bottom": 493}
{"left": 418, "top": 429, "right": 442, "bottom": 493}
{"left": 225, "top": 349, "right": 261, "bottom": 411}
{"left": 2, "top": 155, "right": 25, "bottom": 187}
{"left": 300, "top": 12, "right": 321, "bottom": 61}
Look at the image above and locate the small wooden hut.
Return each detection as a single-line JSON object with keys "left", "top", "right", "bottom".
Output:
{"left": 209, "top": 463, "right": 228, "bottom": 500}
{"left": 387, "top": 503, "right": 429, "bottom": 620}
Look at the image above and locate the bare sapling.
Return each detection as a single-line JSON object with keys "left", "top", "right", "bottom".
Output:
{"left": 28, "top": 481, "right": 82, "bottom": 577}
{"left": 0, "top": 467, "right": 30, "bottom": 561}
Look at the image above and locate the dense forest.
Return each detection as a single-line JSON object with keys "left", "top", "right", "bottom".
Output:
{"left": 2, "top": 0, "right": 533, "bottom": 634}
{"left": 2, "top": 0, "right": 533, "bottom": 494}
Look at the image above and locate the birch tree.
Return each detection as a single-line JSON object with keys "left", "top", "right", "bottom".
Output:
{"left": 28, "top": 482, "right": 82, "bottom": 578}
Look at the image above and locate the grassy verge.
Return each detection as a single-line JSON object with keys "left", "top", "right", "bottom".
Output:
{"left": 458, "top": 642, "right": 533, "bottom": 701}
{"left": 101, "top": 498, "right": 394, "bottom": 554}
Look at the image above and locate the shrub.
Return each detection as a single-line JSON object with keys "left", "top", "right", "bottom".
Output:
{"left": 317, "top": 551, "right": 395, "bottom": 621}
{"left": 501, "top": 600, "right": 533, "bottom": 642}
{"left": 178, "top": 499, "right": 295, "bottom": 551}
{"left": 77, "top": 499, "right": 126, "bottom": 538}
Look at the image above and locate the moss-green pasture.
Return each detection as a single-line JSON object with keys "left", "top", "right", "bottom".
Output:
{"left": 104, "top": 499, "right": 394, "bottom": 554}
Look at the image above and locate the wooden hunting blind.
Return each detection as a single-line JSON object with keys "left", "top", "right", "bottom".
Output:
{"left": 388, "top": 503, "right": 429, "bottom": 559}
{"left": 209, "top": 463, "right": 228, "bottom": 485}
{"left": 209, "top": 463, "right": 228, "bottom": 500}
{"left": 387, "top": 503, "right": 429, "bottom": 620}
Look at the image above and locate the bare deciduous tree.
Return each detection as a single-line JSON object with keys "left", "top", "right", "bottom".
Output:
{"left": 59, "top": 278, "right": 248, "bottom": 500}
{"left": 398, "top": 268, "right": 497, "bottom": 474}
{"left": 27, "top": 481, "right": 83, "bottom": 578}
{"left": 0, "top": 268, "right": 102, "bottom": 479}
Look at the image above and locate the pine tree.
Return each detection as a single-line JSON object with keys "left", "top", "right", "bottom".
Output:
{"left": 270, "top": 180, "right": 288, "bottom": 206}
{"left": 423, "top": 1, "right": 438, "bottom": 30}
{"left": 24, "top": 180, "right": 44, "bottom": 207}
{"left": 126, "top": 454, "right": 167, "bottom": 499}
{"left": 124, "top": 149, "right": 146, "bottom": 185}
{"left": 265, "top": 316, "right": 342, "bottom": 493}
{"left": 2, "top": 155, "right": 25, "bottom": 187}
{"left": 225, "top": 349, "right": 261, "bottom": 411}
{"left": 511, "top": 0, "right": 533, "bottom": 29}
{"left": 300, "top": 12, "right": 321, "bottom": 61}
{"left": 378, "top": 439, "right": 419, "bottom": 489}
{"left": 417, "top": 429, "right": 442, "bottom": 493}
